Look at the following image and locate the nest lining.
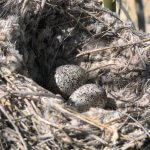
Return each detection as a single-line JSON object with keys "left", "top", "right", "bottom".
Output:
{"left": 0, "top": 0, "right": 150, "bottom": 149}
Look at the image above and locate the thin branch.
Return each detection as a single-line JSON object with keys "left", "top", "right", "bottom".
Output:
{"left": 0, "top": 105, "right": 28, "bottom": 150}
{"left": 118, "top": 111, "right": 150, "bottom": 138}
{"left": 66, "top": 11, "right": 93, "bottom": 36}
{"left": 75, "top": 38, "right": 150, "bottom": 58}
{"left": 53, "top": 103, "right": 112, "bottom": 132}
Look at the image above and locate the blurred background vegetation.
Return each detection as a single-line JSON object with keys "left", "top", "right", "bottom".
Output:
{"left": 102, "top": 0, "right": 150, "bottom": 32}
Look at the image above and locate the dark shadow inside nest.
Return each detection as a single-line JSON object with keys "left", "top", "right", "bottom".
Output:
{"left": 3, "top": 0, "right": 150, "bottom": 103}
{"left": 1, "top": 1, "right": 120, "bottom": 96}
{"left": 15, "top": 6, "right": 91, "bottom": 90}
{"left": 12, "top": 2, "right": 109, "bottom": 95}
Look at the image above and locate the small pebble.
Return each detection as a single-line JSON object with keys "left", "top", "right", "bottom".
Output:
{"left": 68, "top": 84, "right": 107, "bottom": 112}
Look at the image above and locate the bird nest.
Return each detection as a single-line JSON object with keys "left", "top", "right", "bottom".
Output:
{"left": 0, "top": 0, "right": 150, "bottom": 149}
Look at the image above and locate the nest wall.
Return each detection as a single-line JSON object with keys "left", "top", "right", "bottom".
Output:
{"left": 0, "top": 0, "right": 150, "bottom": 149}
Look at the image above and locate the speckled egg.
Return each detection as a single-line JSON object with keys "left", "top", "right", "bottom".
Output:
{"left": 49, "top": 65, "right": 87, "bottom": 98}
{"left": 68, "top": 84, "right": 107, "bottom": 112}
